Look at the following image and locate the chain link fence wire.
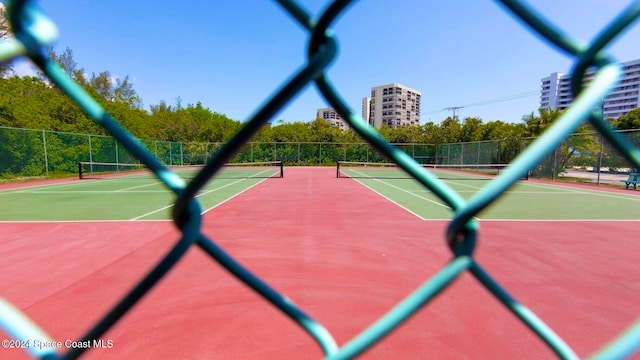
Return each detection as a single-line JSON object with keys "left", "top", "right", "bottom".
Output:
{"left": 1, "top": 0, "right": 640, "bottom": 359}
{"left": 1, "top": 125, "right": 637, "bottom": 179}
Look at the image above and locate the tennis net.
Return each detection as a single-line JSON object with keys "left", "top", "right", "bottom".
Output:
{"left": 78, "top": 160, "right": 284, "bottom": 180}
{"left": 337, "top": 161, "right": 528, "bottom": 180}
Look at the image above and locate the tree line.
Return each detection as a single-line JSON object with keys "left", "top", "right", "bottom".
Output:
{"left": 1, "top": 63, "right": 639, "bottom": 143}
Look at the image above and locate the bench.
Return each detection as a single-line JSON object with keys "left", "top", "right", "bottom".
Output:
{"left": 621, "top": 173, "right": 640, "bottom": 190}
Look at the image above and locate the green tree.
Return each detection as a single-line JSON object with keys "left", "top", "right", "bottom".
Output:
{"left": 0, "top": 76, "right": 65, "bottom": 129}
{"left": 386, "top": 124, "right": 422, "bottom": 143}
{"left": 613, "top": 108, "right": 640, "bottom": 130}
{"left": 480, "top": 120, "right": 527, "bottom": 163}
{"left": 149, "top": 100, "right": 173, "bottom": 114}
{"left": 114, "top": 75, "right": 142, "bottom": 109}
{"left": 439, "top": 117, "right": 462, "bottom": 143}
{"left": 308, "top": 118, "right": 341, "bottom": 143}
{"left": 524, "top": 107, "right": 563, "bottom": 136}
{"left": 421, "top": 121, "right": 444, "bottom": 144}
{"left": 272, "top": 121, "right": 312, "bottom": 142}
{"left": 460, "top": 117, "right": 483, "bottom": 142}
{"left": 86, "top": 71, "right": 142, "bottom": 109}
{"left": 89, "top": 71, "right": 114, "bottom": 101}
{"left": 47, "top": 47, "right": 88, "bottom": 86}
{"left": 525, "top": 107, "right": 599, "bottom": 178}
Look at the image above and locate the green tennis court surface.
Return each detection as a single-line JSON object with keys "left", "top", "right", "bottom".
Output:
{"left": 339, "top": 165, "right": 640, "bottom": 220}
{"left": 1, "top": 165, "right": 638, "bottom": 222}
{"left": 0, "top": 173, "right": 278, "bottom": 221}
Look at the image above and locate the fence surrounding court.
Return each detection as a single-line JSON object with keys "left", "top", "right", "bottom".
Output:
{"left": 2, "top": 0, "right": 640, "bottom": 359}
{"left": 1, "top": 125, "right": 638, "bottom": 181}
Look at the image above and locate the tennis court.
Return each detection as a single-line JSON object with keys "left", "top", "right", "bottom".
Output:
{"left": 2, "top": 161, "right": 637, "bottom": 222}
{"left": 1, "top": 166, "right": 639, "bottom": 359}
{"left": 2, "top": 0, "right": 640, "bottom": 358}
{"left": 0, "top": 161, "right": 283, "bottom": 221}
{"left": 337, "top": 161, "right": 640, "bottom": 220}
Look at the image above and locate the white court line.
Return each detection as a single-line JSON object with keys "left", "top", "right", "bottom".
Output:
{"left": 130, "top": 169, "right": 275, "bottom": 220}
{"left": 0, "top": 179, "right": 99, "bottom": 194}
{"left": 115, "top": 181, "right": 162, "bottom": 192}
{"left": 345, "top": 170, "right": 640, "bottom": 221}
{"left": 408, "top": 176, "right": 640, "bottom": 202}
{"left": 410, "top": 189, "right": 608, "bottom": 195}
{"left": 16, "top": 190, "right": 169, "bottom": 194}
{"left": 0, "top": 219, "right": 172, "bottom": 223}
{"left": 200, "top": 176, "right": 272, "bottom": 215}
{"left": 477, "top": 218, "right": 640, "bottom": 222}
{"left": 520, "top": 181, "right": 640, "bottom": 202}
{"left": 350, "top": 177, "right": 428, "bottom": 220}
{"left": 0, "top": 176, "right": 164, "bottom": 195}
{"left": 349, "top": 170, "right": 454, "bottom": 220}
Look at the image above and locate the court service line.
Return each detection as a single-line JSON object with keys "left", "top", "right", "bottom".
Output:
{"left": 15, "top": 190, "right": 169, "bottom": 194}
{"left": 200, "top": 176, "right": 272, "bottom": 215}
{"left": 350, "top": 177, "right": 428, "bottom": 220}
{"left": 349, "top": 170, "right": 456, "bottom": 220}
{"left": 0, "top": 178, "right": 105, "bottom": 194}
{"left": 478, "top": 218, "right": 640, "bottom": 222}
{"left": 410, "top": 189, "right": 611, "bottom": 195}
{"left": 521, "top": 181, "right": 640, "bottom": 202}
{"left": 443, "top": 180, "right": 485, "bottom": 191}
{"left": 413, "top": 178, "right": 640, "bottom": 202}
{"left": 115, "top": 181, "right": 162, "bottom": 192}
{"left": 130, "top": 173, "right": 273, "bottom": 220}
{"left": 0, "top": 176, "right": 167, "bottom": 195}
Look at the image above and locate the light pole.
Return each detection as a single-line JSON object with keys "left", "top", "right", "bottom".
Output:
{"left": 596, "top": 98, "right": 605, "bottom": 186}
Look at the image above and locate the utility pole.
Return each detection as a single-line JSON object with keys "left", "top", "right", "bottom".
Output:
{"left": 444, "top": 106, "right": 463, "bottom": 120}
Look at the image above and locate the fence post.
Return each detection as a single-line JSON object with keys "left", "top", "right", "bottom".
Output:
{"left": 42, "top": 130, "right": 49, "bottom": 177}
{"left": 88, "top": 135, "right": 94, "bottom": 172}
{"left": 552, "top": 147, "right": 558, "bottom": 181}
{"left": 596, "top": 138, "right": 603, "bottom": 186}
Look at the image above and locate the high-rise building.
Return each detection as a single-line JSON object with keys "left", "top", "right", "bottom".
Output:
{"left": 361, "top": 97, "right": 371, "bottom": 125}
{"left": 316, "top": 107, "right": 349, "bottom": 130}
{"left": 368, "top": 83, "right": 421, "bottom": 128}
{"left": 540, "top": 58, "right": 640, "bottom": 119}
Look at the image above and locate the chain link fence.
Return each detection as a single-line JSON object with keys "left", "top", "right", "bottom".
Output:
{"left": 2, "top": 126, "right": 637, "bottom": 183}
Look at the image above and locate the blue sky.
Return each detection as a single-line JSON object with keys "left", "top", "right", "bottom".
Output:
{"left": 12, "top": 1, "right": 640, "bottom": 125}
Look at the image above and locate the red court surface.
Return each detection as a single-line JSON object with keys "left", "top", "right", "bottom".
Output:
{"left": 1, "top": 167, "right": 639, "bottom": 359}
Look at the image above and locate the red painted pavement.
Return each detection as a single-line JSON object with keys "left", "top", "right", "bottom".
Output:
{"left": 0, "top": 167, "right": 639, "bottom": 359}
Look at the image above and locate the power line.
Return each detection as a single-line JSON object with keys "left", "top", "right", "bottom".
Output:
{"left": 423, "top": 90, "right": 539, "bottom": 116}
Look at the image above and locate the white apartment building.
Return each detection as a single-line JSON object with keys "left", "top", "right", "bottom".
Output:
{"left": 368, "top": 83, "right": 421, "bottom": 128}
{"left": 361, "top": 97, "right": 371, "bottom": 125}
{"left": 540, "top": 58, "right": 640, "bottom": 119}
{"left": 316, "top": 107, "right": 349, "bottom": 130}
